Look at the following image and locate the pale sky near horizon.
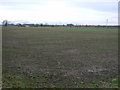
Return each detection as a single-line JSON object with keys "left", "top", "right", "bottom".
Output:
{"left": 0, "top": 0, "right": 119, "bottom": 25}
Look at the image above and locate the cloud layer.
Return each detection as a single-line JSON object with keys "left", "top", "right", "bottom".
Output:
{"left": 0, "top": 0, "right": 118, "bottom": 25}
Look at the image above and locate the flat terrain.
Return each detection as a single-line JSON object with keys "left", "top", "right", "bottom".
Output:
{"left": 2, "top": 26, "right": 118, "bottom": 88}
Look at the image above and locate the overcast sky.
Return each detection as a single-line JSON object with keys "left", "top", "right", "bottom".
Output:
{"left": 0, "top": 0, "right": 119, "bottom": 25}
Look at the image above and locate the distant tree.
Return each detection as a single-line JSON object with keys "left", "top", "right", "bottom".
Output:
{"left": 63, "top": 24, "right": 65, "bottom": 27}
{"left": 2, "top": 20, "right": 8, "bottom": 26}
{"left": 17, "top": 23, "right": 22, "bottom": 27}
{"left": 67, "top": 24, "right": 74, "bottom": 27}
{"left": 35, "top": 24, "right": 39, "bottom": 27}
{"left": 40, "top": 23, "right": 43, "bottom": 27}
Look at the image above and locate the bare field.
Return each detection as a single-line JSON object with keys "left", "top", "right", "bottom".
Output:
{"left": 2, "top": 26, "right": 118, "bottom": 88}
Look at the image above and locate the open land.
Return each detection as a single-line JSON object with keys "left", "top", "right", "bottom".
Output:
{"left": 2, "top": 26, "right": 118, "bottom": 88}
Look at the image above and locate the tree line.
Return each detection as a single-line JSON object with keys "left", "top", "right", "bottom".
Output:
{"left": 2, "top": 20, "right": 118, "bottom": 28}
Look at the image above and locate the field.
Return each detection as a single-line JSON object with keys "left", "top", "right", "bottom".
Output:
{"left": 2, "top": 26, "right": 118, "bottom": 88}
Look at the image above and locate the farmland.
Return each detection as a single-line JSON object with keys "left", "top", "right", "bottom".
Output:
{"left": 2, "top": 26, "right": 118, "bottom": 88}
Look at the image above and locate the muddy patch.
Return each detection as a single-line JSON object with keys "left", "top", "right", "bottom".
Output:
{"left": 87, "top": 66, "right": 108, "bottom": 73}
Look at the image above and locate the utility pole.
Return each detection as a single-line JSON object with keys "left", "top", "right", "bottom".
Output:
{"left": 106, "top": 19, "right": 108, "bottom": 27}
